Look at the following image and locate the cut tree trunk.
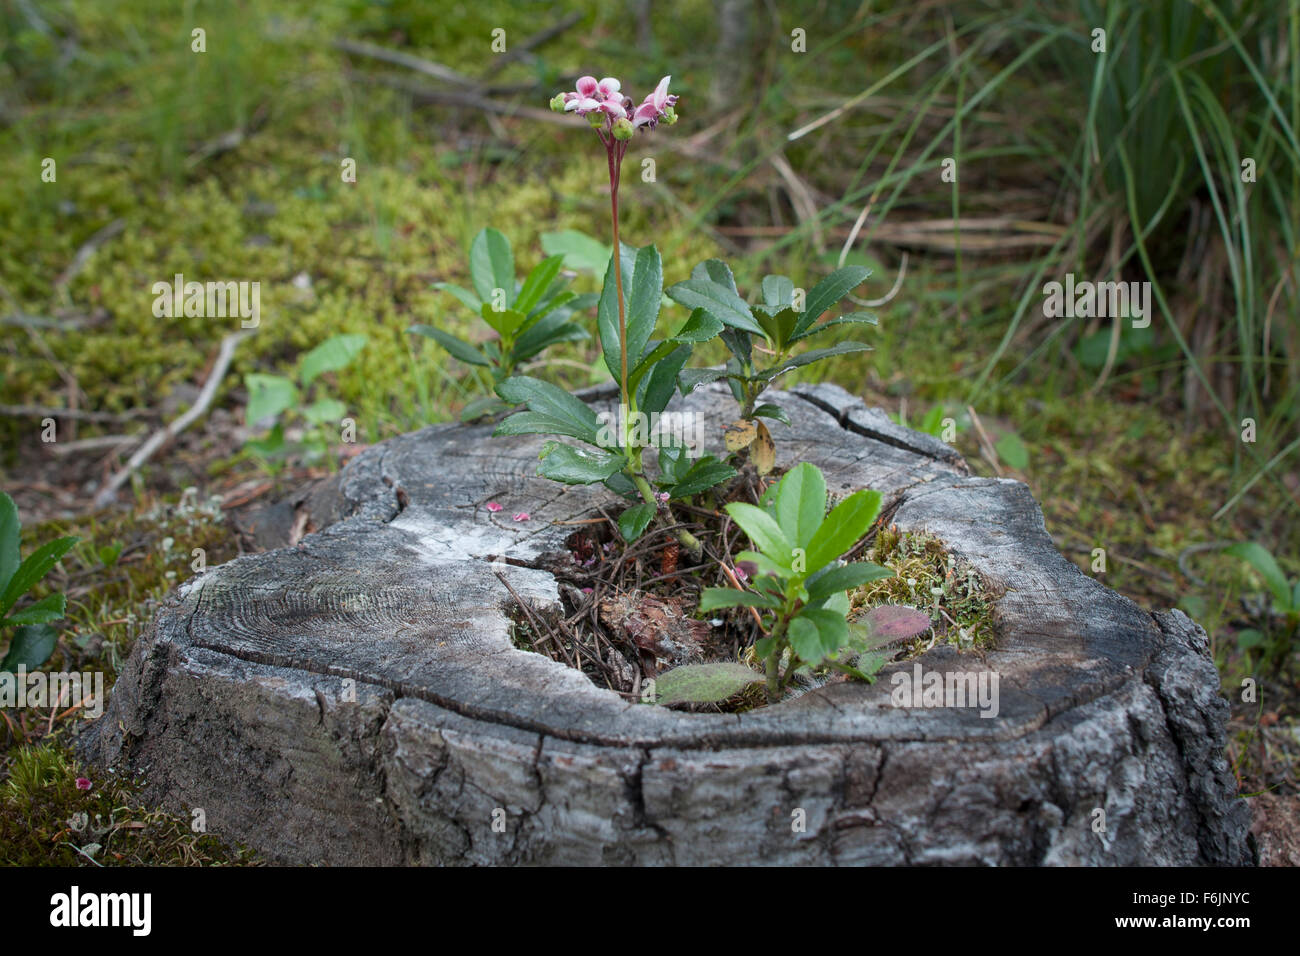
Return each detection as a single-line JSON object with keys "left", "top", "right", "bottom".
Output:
{"left": 80, "top": 383, "right": 1252, "bottom": 865}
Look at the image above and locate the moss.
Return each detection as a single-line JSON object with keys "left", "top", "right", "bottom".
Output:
{"left": 0, "top": 743, "right": 257, "bottom": 866}
{"left": 853, "top": 527, "right": 998, "bottom": 655}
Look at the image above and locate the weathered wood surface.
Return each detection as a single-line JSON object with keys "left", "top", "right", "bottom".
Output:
{"left": 81, "top": 382, "right": 1252, "bottom": 865}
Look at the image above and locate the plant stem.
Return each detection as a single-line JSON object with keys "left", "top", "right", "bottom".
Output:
{"left": 607, "top": 145, "right": 628, "bottom": 418}
{"left": 764, "top": 617, "right": 789, "bottom": 703}
{"left": 631, "top": 471, "right": 703, "bottom": 558}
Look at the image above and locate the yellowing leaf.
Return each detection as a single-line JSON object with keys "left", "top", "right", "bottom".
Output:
{"left": 752, "top": 420, "right": 776, "bottom": 475}
{"left": 724, "top": 419, "right": 757, "bottom": 452}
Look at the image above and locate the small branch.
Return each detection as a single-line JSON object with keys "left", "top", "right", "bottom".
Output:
{"left": 964, "top": 404, "right": 1003, "bottom": 477}
{"left": 93, "top": 331, "right": 251, "bottom": 508}
{"left": 480, "top": 11, "right": 583, "bottom": 77}
{"left": 53, "top": 219, "right": 124, "bottom": 295}
{"left": 0, "top": 404, "right": 146, "bottom": 423}
{"left": 344, "top": 69, "right": 571, "bottom": 125}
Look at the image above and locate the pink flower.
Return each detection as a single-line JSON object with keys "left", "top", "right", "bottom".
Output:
{"left": 561, "top": 75, "right": 628, "bottom": 119}
{"left": 632, "top": 76, "right": 678, "bottom": 129}
{"left": 485, "top": 501, "right": 503, "bottom": 513}
{"left": 512, "top": 512, "right": 531, "bottom": 522}
{"left": 551, "top": 74, "right": 678, "bottom": 136}
{"left": 75, "top": 777, "right": 92, "bottom": 791}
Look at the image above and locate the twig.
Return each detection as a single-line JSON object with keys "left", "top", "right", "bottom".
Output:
{"left": 336, "top": 39, "right": 534, "bottom": 94}
{"left": 93, "top": 331, "right": 251, "bottom": 508}
{"left": 719, "top": 563, "right": 765, "bottom": 628}
{"left": 335, "top": 38, "right": 483, "bottom": 87}
{"left": 0, "top": 404, "right": 146, "bottom": 423}
{"left": 964, "top": 404, "right": 1003, "bottom": 477}
{"left": 48, "top": 434, "right": 140, "bottom": 457}
{"left": 345, "top": 69, "right": 571, "bottom": 125}
{"left": 53, "top": 219, "right": 124, "bottom": 294}
{"left": 481, "top": 11, "right": 584, "bottom": 76}
{"left": 769, "top": 151, "right": 825, "bottom": 252}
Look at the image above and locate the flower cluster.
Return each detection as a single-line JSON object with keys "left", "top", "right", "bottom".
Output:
{"left": 550, "top": 75, "right": 678, "bottom": 141}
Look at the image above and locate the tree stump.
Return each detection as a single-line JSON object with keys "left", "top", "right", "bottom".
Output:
{"left": 81, "top": 383, "right": 1252, "bottom": 865}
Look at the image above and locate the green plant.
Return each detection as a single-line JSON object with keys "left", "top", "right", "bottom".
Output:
{"left": 243, "top": 333, "right": 369, "bottom": 468}
{"left": 495, "top": 75, "right": 734, "bottom": 553}
{"left": 1225, "top": 541, "right": 1299, "bottom": 668}
{"left": 696, "top": 463, "right": 899, "bottom": 702}
{"left": 0, "top": 492, "right": 78, "bottom": 671}
{"left": 665, "top": 261, "right": 875, "bottom": 471}
{"left": 411, "top": 227, "right": 596, "bottom": 420}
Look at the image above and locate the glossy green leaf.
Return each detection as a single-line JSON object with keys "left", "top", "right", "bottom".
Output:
{"left": 514, "top": 255, "right": 565, "bottom": 316}
{"left": 756, "top": 342, "right": 873, "bottom": 384}
{"left": 792, "top": 606, "right": 850, "bottom": 663}
{"left": 665, "top": 259, "right": 764, "bottom": 335}
{"left": 794, "top": 266, "right": 870, "bottom": 336}
{"left": 626, "top": 244, "right": 663, "bottom": 372}
{"left": 0, "top": 623, "right": 58, "bottom": 671}
{"left": 806, "top": 562, "right": 893, "bottom": 601}
{"left": 805, "top": 490, "right": 882, "bottom": 573}
{"left": 773, "top": 462, "right": 826, "bottom": 549}
{"left": 431, "top": 282, "right": 483, "bottom": 313}
{"left": 596, "top": 242, "right": 643, "bottom": 385}
{"left": 495, "top": 376, "right": 602, "bottom": 444}
{"left": 4, "top": 591, "right": 66, "bottom": 627}
{"left": 751, "top": 403, "right": 790, "bottom": 426}
{"left": 0, "top": 536, "right": 77, "bottom": 619}
{"left": 0, "top": 493, "right": 19, "bottom": 599}
{"left": 724, "top": 502, "right": 793, "bottom": 566}
{"left": 617, "top": 503, "right": 656, "bottom": 542}
{"left": 667, "top": 457, "right": 737, "bottom": 499}
{"left": 678, "top": 367, "right": 735, "bottom": 395}
{"left": 639, "top": 345, "right": 690, "bottom": 416}
{"left": 537, "top": 442, "right": 626, "bottom": 485}
{"left": 408, "top": 324, "right": 492, "bottom": 367}
{"left": 761, "top": 274, "right": 795, "bottom": 309}
{"left": 469, "top": 227, "right": 515, "bottom": 307}
{"left": 512, "top": 314, "right": 588, "bottom": 362}
{"left": 790, "top": 310, "right": 878, "bottom": 342}
{"left": 300, "top": 334, "right": 368, "bottom": 386}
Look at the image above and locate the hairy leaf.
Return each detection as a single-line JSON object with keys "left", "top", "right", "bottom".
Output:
{"left": 653, "top": 662, "right": 762, "bottom": 706}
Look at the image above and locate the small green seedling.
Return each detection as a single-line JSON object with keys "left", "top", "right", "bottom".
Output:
{"left": 666, "top": 261, "right": 875, "bottom": 471}
{"left": 244, "top": 332, "right": 368, "bottom": 469}
{"left": 698, "top": 462, "right": 897, "bottom": 701}
{"left": 0, "top": 492, "right": 78, "bottom": 671}
{"left": 1226, "top": 541, "right": 1300, "bottom": 665}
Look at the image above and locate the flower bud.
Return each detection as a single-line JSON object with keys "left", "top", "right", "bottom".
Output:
{"left": 549, "top": 93, "right": 567, "bottom": 112}
{"left": 611, "top": 117, "right": 634, "bottom": 140}
{"left": 662, "top": 105, "right": 678, "bottom": 126}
